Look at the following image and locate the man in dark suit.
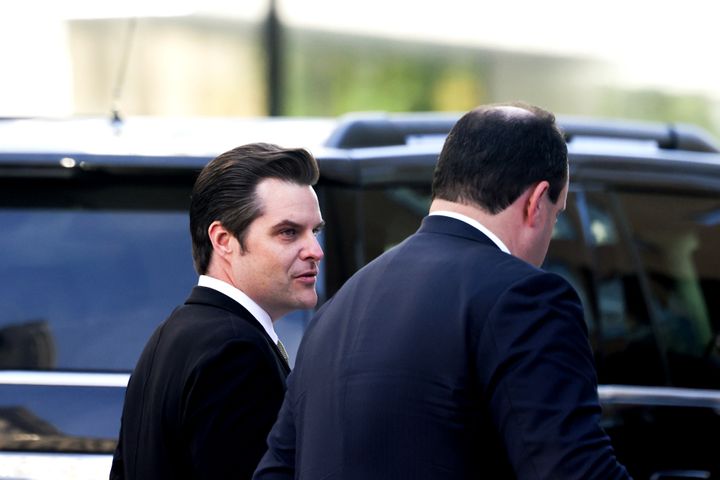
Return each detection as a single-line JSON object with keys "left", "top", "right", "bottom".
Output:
{"left": 110, "top": 143, "right": 325, "bottom": 480}
{"left": 254, "top": 104, "right": 631, "bottom": 479}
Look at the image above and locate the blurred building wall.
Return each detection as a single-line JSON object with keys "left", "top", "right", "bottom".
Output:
{"left": 3, "top": 14, "right": 718, "bottom": 139}
{"left": 68, "top": 17, "right": 265, "bottom": 117}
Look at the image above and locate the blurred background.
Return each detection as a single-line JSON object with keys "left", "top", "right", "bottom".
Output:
{"left": 1, "top": 0, "right": 718, "bottom": 136}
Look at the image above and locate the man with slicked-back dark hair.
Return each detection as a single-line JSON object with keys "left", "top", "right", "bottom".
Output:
{"left": 111, "top": 143, "right": 325, "bottom": 480}
{"left": 255, "top": 104, "right": 631, "bottom": 479}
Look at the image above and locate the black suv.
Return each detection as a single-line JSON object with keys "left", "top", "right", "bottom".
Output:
{"left": 0, "top": 114, "right": 719, "bottom": 479}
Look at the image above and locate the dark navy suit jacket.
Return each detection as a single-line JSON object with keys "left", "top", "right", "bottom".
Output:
{"left": 111, "top": 286, "right": 290, "bottom": 480}
{"left": 254, "top": 215, "right": 630, "bottom": 479}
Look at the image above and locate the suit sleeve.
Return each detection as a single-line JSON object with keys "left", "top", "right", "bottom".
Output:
{"left": 474, "top": 271, "right": 632, "bottom": 479}
{"left": 109, "top": 423, "right": 125, "bottom": 480}
{"left": 182, "top": 339, "right": 284, "bottom": 480}
{"left": 252, "top": 371, "right": 298, "bottom": 479}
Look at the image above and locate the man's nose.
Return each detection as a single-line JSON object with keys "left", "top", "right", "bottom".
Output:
{"left": 300, "top": 232, "right": 324, "bottom": 262}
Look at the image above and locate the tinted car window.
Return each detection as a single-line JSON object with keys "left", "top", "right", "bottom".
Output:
{"left": 615, "top": 190, "right": 720, "bottom": 389}
{"left": 544, "top": 191, "right": 596, "bottom": 336}
{"left": 0, "top": 172, "right": 198, "bottom": 373}
{"left": 321, "top": 185, "right": 430, "bottom": 298}
{"left": 582, "top": 191, "right": 667, "bottom": 387}
{"left": 0, "top": 208, "right": 195, "bottom": 371}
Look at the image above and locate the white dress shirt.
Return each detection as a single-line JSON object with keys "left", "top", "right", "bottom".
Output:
{"left": 198, "top": 275, "right": 279, "bottom": 344}
{"left": 429, "top": 210, "right": 511, "bottom": 254}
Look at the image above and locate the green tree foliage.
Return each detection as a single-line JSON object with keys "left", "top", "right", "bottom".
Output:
{"left": 283, "top": 29, "right": 487, "bottom": 116}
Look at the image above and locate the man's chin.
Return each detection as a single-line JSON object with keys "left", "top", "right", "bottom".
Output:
{"left": 297, "top": 293, "right": 318, "bottom": 310}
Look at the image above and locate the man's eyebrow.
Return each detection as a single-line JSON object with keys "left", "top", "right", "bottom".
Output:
{"left": 272, "top": 220, "right": 302, "bottom": 230}
{"left": 272, "top": 220, "right": 326, "bottom": 230}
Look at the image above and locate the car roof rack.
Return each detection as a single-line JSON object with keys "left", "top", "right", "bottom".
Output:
{"left": 325, "top": 112, "right": 720, "bottom": 154}
{"left": 560, "top": 117, "right": 719, "bottom": 153}
{"left": 324, "top": 113, "right": 459, "bottom": 149}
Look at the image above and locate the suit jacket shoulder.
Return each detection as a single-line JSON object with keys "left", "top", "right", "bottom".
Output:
{"left": 113, "top": 286, "right": 290, "bottom": 480}
{"left": 267, "top": 215, "right": 629, "bottom": 480}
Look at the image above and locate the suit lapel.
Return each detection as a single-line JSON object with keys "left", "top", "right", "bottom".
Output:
{"left": 185, "top": 286, "right": 291, "bottom": 373}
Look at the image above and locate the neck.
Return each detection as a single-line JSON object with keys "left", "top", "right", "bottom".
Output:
{"left": 429, "top": 198, "right": 517, "bottom": 253}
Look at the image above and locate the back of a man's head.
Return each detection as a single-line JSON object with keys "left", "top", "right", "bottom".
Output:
{"left": 189, "top": 142, "right": 320, "bottom": 275}
{"left": 432, "top": 102, "right": 567, "bottom": 214}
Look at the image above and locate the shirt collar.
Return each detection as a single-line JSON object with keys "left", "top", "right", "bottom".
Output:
{"left": 197, "top": 275, "right": 278, "bottom": 343}
{"left": 429, "top": 211, "right": 511, "bottom": 254}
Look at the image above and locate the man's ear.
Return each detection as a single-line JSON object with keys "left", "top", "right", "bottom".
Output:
{"left": 208, "top": 221, "right": 233, "bottom": 258}
{"left": 524, "top": 181, "right": 550, "bottom": 227}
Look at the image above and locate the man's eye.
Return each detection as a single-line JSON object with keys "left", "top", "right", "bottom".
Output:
{"left": 280, "top": 229, "right": 297, "bottom": 237}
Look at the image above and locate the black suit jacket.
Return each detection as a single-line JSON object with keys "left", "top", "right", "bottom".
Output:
{"left": 111, "top": 286, "right": 290, "bottom": 480}
{"left": 254, "top": 215, "right": 630, "bottom": 479}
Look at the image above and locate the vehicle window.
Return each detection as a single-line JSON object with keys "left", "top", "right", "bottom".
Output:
{"left": 544, "top": 191, "right": 597, "bottom": 342}
{"left": 615, "top": 191, "right": 720, "bottom": 389}
{"left": 320, "top": 185, "right": 430, "bottom": 298}
{"left": 582, "top": 191, "right": 667, "bottom": 386}
{"left": 360, "top": 187, "right": 430, "bottom": 258}
{"left": 0, "top": 208, "right": 196, "bottom": 372}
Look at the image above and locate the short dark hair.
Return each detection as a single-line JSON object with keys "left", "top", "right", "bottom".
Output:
{"left": 190, "top": 143, "right": 320, "bottom": 274}
{"left": 431, "top": 102, "right": 568, "bottom": 214}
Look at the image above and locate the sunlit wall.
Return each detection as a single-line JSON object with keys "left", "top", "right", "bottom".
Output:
{"left": 1, "top": 3, "right": 719, "bottom": 139}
